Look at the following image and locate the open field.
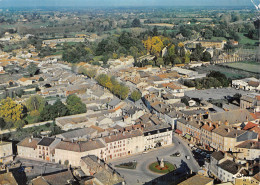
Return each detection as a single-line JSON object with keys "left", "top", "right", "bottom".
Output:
{"left": 238, "top": 33, "right": 259, "bottom": 46}
{"left": 193, "top": 62, "right": 260, "bottom": 79}
{"left": 144, "top": 23, "right": 174, "bottom": 27}
{"left": 220, "top": 61, "right": 260, "bottom": 74}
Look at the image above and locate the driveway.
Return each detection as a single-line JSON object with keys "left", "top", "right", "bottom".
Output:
{"left": 110, "top": 133, "right": 200, "bottom": 185}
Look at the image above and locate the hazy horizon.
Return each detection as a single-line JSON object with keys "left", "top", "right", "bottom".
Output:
{"left": 0, "top": 0, "right": 255, "bottom": 8}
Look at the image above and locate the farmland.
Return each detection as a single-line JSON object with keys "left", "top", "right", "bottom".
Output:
{"left": 193, "top": 62, "right": 260, "bottom": 79}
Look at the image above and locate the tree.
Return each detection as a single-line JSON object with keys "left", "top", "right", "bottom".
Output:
{"left": 202, "top": 51, "right": 212, "bottom": 62}
{"left": 0, "top": 97, "right": 23, "bottom": 122}
{"left": 0, "top": 118, "right": 6, "bottom": 129}
{"left": 66, "top": 94, "right": 86, "bottom": 115}
{"left": 53, "top": 99, "right": 69, "bottom": 117}
{"left": 190, "top": 44, "right": 204, "bottom": 61}
{"left": 25, "top": 95, "right": 45, "bottom": 112}
{"left": 131, "top": 18, "right": 141, "bottom": 27}
{"left": 118, "top": 84, "right": 129, "bottom": 100}
{"left": 27, "top": 63, "right": 39, "bottom": 77}
{"left": 40, "top": 104, "right": 57, "bottom": 121}
{"left": 130, "top": 90, "right": 142, "bottom": 102}
{"left": 204, "top": 29, "right": 213, "bottom": 39}
{"left": 152, "top": 26, "right": 158, "bottom": 36}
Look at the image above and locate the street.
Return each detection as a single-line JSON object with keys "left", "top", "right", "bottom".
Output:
{"left": 110, "top": 133, "right": 200, "bottom": 185}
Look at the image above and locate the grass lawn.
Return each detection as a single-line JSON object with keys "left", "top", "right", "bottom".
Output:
{"left": 115, "top": 162, "right": 137, "bottom": 169}
{"left": 211, "top": 37, "right": 227, "bottom": 41}
{"left": 222, "top": 61, "right": 260, "bottom": 74}
{"left": 238, "top": 33, "right": 258, "bottom": 46}
{"left": 149, "top": 161, "right": 176, "bottom": 174}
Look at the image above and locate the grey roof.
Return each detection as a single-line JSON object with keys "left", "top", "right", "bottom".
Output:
{"left": 211, "top": 151, "right": 224, "bottom": 161}
{"left": 59, "top": 127, "right": 97, "bottom": 139}
{"left": 38, "top": 137, "right": 55, "bottom": 146}
{"left": 237, "top": 131, "right": 258, "bottom": 142}
{"left": 108, "top": 97, "right": 121, "bottom": 107}
{"left": 209, "top": 109, "right": 254, "bottom": 125}
{"left": 218, "top": 160, "right": 243, "bottom": 175}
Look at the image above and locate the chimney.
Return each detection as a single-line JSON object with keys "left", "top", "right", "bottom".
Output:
{"left": 224, "top": 120, "right": 229, "bottom": 126}
{"left": 245, "top": 162, "right": 249, "bottom": 170}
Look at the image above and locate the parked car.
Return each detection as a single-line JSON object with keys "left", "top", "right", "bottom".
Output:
{"left": 170, "top": 152, "right": 181, "bottom": 157}
{"left": 186, "top": 155, "right": 191, "bottom": 160}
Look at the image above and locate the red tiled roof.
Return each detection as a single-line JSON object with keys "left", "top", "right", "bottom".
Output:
{"left": 243, "top": 122, "right": 258, "bottom": 130}
{"left": 175, "top": 129, "right": 182, "bottom": 134}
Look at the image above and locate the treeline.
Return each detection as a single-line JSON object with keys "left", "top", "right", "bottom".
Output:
{"left": 184, "top": 71, "right": 230, "bottom": 89}
{"left": 96, "top": 74, "right": 129, "bottom": 100}
{"left": 0, "top": 94, "right": 86, "bottom": 130}
{"left": 62, "top": 32, "right": 146, "bottom": 64}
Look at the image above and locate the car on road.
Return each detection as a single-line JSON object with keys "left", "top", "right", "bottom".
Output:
{"left": 170, "top": 152, "right": 181, "bottom": 157}
{"left": 186, "top": 155, "right": 191, "bottom": 160}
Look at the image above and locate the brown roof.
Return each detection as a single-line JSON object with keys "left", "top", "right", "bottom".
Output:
{"left": 219, "top": 160, "right": 244, "bottom": 175}
{"left": 17, "top": 137, "right": 40, "bottom": 148}
{"left": 0, "top": 172, "right": 18, "bottom": 185}
{"left": 211, "top": 151, "right": 224, "bottom": 161}
{"left": 253, "top": 172, "right": 260, "bottom": 181}
{"left": 19, "top": 77, "right": 30, "bottom": 82}
{"left": 42, "top": 170, "right": 74, "bottom": 185}
{"left": 201, "top": 122, "right": 217, "bottom": 132}
{"left": 55, "top": 139, "right": 106, "bottom": 152}
{"left": 103, "top": 130, "right": 143, "bottom": 143}
{"left": 213, "top": 125, "right": 245, "bottom": 138}
{"left": 178, "top": 174, "right": 213, "bottom": 185}
{"left": 248, "top": 81, "right": 260, "bottom": 87}
{"left": 30, "top": 176, "right": 49, "bottom": 185}
{"left": 243, "top": 122, "right": 258, "bottom": 130}
{"left": 236, "top": 140, "right": 260, "bottom": 149}
{"left": 90, "top": 125, "right": 105, "bottom": 133}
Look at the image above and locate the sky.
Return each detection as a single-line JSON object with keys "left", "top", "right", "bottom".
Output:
{"left": 0, "top": 0, "right": 255, "bottom": 8}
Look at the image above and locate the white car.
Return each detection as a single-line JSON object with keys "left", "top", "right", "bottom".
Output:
{"left": 186, "top": 155, "right": 191, "bottom": 160}
{"left": 143, "top": 151, "right": 149, "bottom": 154}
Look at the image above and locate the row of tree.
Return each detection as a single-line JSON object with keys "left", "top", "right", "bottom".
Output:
{"left": 0, "top": 94, "right": 86, "bottom": 129}
{"left": 183, "top": 71, "right": 230, "bottom": 89}
{"left": 96, "top": 74, "right": 129, "bottom": 100}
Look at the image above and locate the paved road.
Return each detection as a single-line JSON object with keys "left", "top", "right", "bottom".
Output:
{"left": 110, "top": 133, "right": 200, "bottom": 185}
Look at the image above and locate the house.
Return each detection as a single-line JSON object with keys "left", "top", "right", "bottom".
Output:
{"left": 18, "top": 77, "right": 33, "bottom": 86}
{"left": 104, "top": 129, "right": 144, "bottom": 160}
{"left": 211, "top": 125, "right": 258, "bottom": 152}
{"left": 234, "top": 172, "right": 260, "bottom": 185}
{"left": 107, "top": 97, "right": 121, "bottom": 110}
{"left": 36, "top": 137, "right": 61, "bottom": 162}
{"left": 207, "top": 151, "right": 225, "bottom": 178}
{"left": 218, "top": 159, "right": 247, "bottom": 183}
{"left": 80, "top": 155, "right": 125, "bottom": 185}
{"left": 143, "top": 122, "right": 172, "bottom": 150}
{"left": 177, "top": 174, "right": 214, "bottom": 185}
{"left": 0, "top": 141, "right": 13, "bottom": 164}
{"left": 235, "top": 140, "right": 260, "bottom": 160}
{"left": 54, "top": 139, "right": 107, "bottom": 166}
{"left": 240, "top": 95, "right": 258, "bottom": 109}
{"left": 17, "top": 137, "right": 41, "bottom": 159}
{"left": 232, "top": 77, "right": 260, "bottom": 92}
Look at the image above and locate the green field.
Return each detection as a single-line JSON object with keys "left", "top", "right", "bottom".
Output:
{"left": 238, "top": 33, "right": 258, "bottom": 46}
{"left": 194, "top": 62, "right": 260, "bottom": 79}
{"left": 221, "top": 61, "right": 260, "bottom": 74}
